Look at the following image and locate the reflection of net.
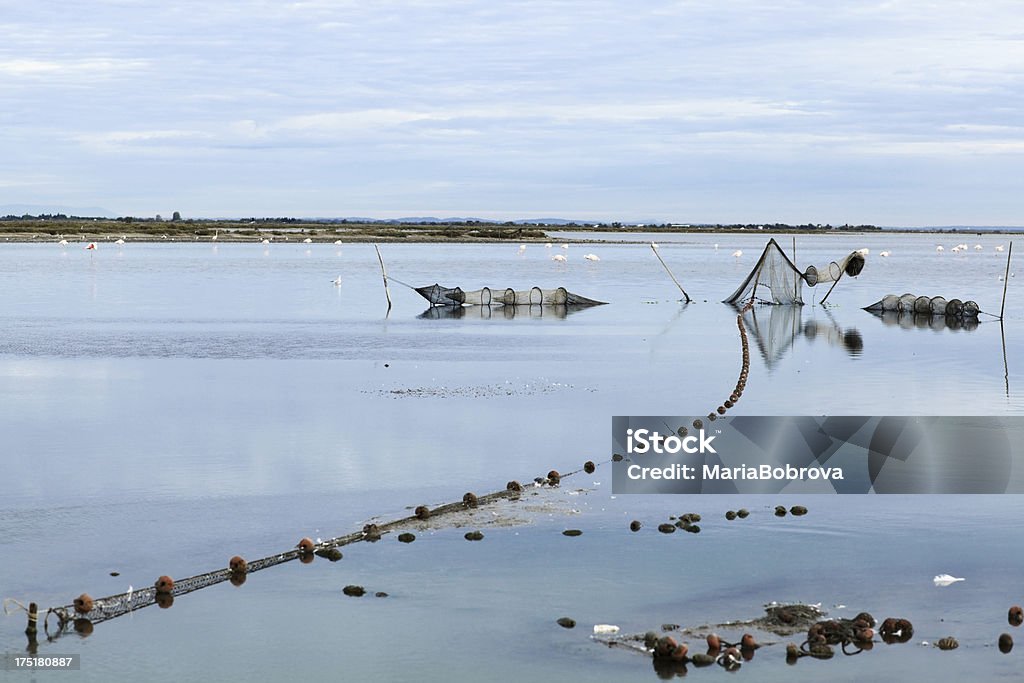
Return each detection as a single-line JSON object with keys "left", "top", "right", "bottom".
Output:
{"left": 415, "top": 284, "right": 604, "bottom": 307}
{"left": 418, "top": 304, "right": 578, "bottom": 320}
{"left": 868, "top": 309, "right": 980, "bottom": 332}
{"left": 724, "top": 240, "right": 807, "bottom": 305}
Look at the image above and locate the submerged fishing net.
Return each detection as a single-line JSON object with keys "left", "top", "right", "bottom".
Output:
{"left": 415, "top": 284, "right": 605, "bottom": 307}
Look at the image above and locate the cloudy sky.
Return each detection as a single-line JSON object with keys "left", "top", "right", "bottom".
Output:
{"left": 2, "top": 1, "right": 1023, "bottom": 225}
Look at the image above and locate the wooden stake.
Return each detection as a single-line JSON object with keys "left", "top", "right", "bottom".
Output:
{"left": 792, "top": 236, "right": 798, "bottom": 299}
{"left": 1000, "top": 241, "right": 1013, "bottom": 320}
{"left": 25, "top": 602, "right": 38, "bottom": 646}
{"left": 650, "top": 244, "right": 692, "bottom": 303}
{"left": 374, "top": 244, "right": 392, "bottom": 314}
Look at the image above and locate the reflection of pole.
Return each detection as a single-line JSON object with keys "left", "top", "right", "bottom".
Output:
{"left": 374, "top": 244, "right": 392, "bottom": 315}
{"left": 650, "top": 244, "right": 692, "bottom": 303}
{"left": 1000, "top": 242, "right": 1013, "bottom": 320}
{"left": 1002, "top": 318, "right": 1010, "bottom": 397}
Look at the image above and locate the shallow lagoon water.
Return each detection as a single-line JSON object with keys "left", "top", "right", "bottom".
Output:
{"left": 1, "top": 233, "right": 1022, "bottom": 681}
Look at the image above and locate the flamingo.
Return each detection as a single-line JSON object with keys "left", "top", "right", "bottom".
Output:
{"left": 331, "top": 276, "right": 342, "bottom": 286}
{"left": 714, "top": 243, "right": 719, "bottom": 250}
{"left": 879, "top": 250, "right": 890, "bottom": 257}
{"left": 560, "top": 243, "right": 569, "bottom": 249}
{"left": 334, "top": 240, "right": 343, "bottom": 245}
{"left": 936, "top": 245, "right": 944, "bottom": 252}
{"left": 996, "top": 245, "right": 1005, "bottom": 252}
{"left": 952, "top": 246, "right": 961, "bottom": 254}
{"left": 584, "top": 253, "right": 600, "bottom": 261}
{"left": 974, "top": 244, "right": 983, "bottom": 250}
{"left": 732, "top": 250, "right": 743, "bottom": 258}
{"left": 261, "top": 238, "right": 270, "bottom": 245}
{"left": 551, "top": 254, "right": 567, "bottom": 262}
{"left": 115, "top": 236, "right": 125, "bottom": 245}
{"left": 518, "top": 244, "right": 526, "bottom": 252}
{"left": 212, "top": 229, "right": 219, "bottom": 241}
{"left": 58, "top": 239, "right": 69, "bottom": 246}
{"left": 545, "top": 242, "right": 552, "bottom": 248}
{"left": 85, "top": 242, "right": 97, "bottom": 250}
{"left": 651, "top": 242, "right": 659, "bottom": 249}
{"left": 303, "top": 237, "right": 312, "bottom": 244}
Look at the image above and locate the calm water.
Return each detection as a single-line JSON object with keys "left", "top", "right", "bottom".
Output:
{"left": 1, "top": 233, "right": 1022, "bottom": 681}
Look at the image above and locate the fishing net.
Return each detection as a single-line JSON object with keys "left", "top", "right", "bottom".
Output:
{"left": 415, "top": 283, "right": 605, "bottom": 307}
{"left": 864, "top": 294, "right": 980, "bottom": 319}
{"left": 723, "top": 239, "right": 807, "bottom": 305}
{"left": 804, "top": 252, "right": 865, "bottom": 285}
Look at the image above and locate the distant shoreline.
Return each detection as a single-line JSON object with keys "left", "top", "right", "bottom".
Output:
{"left": 0, "top": 218, "right": 1020, "bottom": 243}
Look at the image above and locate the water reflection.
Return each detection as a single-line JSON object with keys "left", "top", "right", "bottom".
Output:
{"left": 741, "top": 305, "right": 864, "bottom": 367}
{"left": 417, "top": 304, "right": 591, "bottom": 320}
{"left": 865, "top": 309, "right": 981, "bottom": 332}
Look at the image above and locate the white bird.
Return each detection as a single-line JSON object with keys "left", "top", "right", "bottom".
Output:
{"left": 651, "top": 242, "right": 659, "bottom": 249}
{"left": 933, "top": 574, "right": 965, "bottom": 586}
{"left": 584, "top": 253, "right": 600, "bottom": 261}
{"left": 936, "top": 245, "right": 944, "bottom": 252}
{"left": 545, "top": 242, "right": 552, "bottom": 248}
{"left": 714, "top": 243, "right": 719, "bottom": 250}
{"left": 551, "top": 254, "right": 567, "bottom": 262}
{"left": 58, "top": 239, "right": 69, "bottom": 246}
{"left": 560, "top": 243, "right": 569, "bottom": 249}
{"left": 331, "top": 276, "right": 342, "bottom": 286}
{"left": 334, "top": 240, "right": 343, "bottom": 245}
{"left": 732, "top": 250, "right": 743, "bottom": 258}
{"left": 974, "top": 244, "right": 983, "bottom": 250}
{"left": 518, "top": 244, "right": 526, "bottom": 251}
{"left": 958, "top": 243, "right": 968, "bottom": 251}
{"left": 879, "top": 250, "right": 890, "bottom": 257}
{"left": 261, "top": 238, "right": 270, "bottom": 245}
{"left": 212, "top": 229, "right": 219, "bottom": 241}
{"left": 303, "top": 237, "right": 312, "bottom": 244}
{"left": 115, "top": 236, "right": 125, "bottom": 245}
{"left": 85, "top": 242, "right": 97, "bottom": 250}
{"left": 952, "top": 246, "right": 961, "bottom": 254}
{"left": 996, "top": 245, "right": 1005, "bottom": 252}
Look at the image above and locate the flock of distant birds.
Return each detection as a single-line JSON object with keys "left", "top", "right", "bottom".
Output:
{"left": 51, "top": 233, "right": 1015, "bottom": 282}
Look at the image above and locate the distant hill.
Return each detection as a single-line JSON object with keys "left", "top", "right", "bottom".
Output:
{"left": 0, "top": 204, "right": 117, "bottom": 218}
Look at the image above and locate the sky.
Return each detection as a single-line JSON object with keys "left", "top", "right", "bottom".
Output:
{"left": 2, "top": 0, "right": 1023, "bottom": 225}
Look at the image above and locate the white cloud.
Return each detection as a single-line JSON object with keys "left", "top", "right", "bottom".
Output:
{"left": 0, "top": 57, "right": 148, "bottom": 79}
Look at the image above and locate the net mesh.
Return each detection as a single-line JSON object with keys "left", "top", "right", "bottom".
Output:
{"left": 723, "top": 239, "right": 806, "bottom": 305}
{"left": 416, "top": 283, "right": 604, "bottom": 307}
{"left": 864, "top": 294, "right": 980, "bottom": 318}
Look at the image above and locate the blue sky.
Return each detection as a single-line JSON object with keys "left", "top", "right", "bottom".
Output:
{"left": 2, "top": 1, "right": 1023, "bottom": 224}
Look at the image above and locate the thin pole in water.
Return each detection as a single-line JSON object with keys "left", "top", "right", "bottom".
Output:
{"left": 650, "top": 244, "right": 691, "bottom": 303}
{"left": 792, "top": 236, "right": 798, "bottom": 299}
{"left": 820, "top": 274, "right": 842, "bottom": 304}
{"left": 1000, "top": 241, "right": 1013, "bottom": 320}
{"left": 374, "top": 244, "right": 392, "bottom": 314}
{"left": 1002, "top": 318, "right": 1010, "bottom": 397}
